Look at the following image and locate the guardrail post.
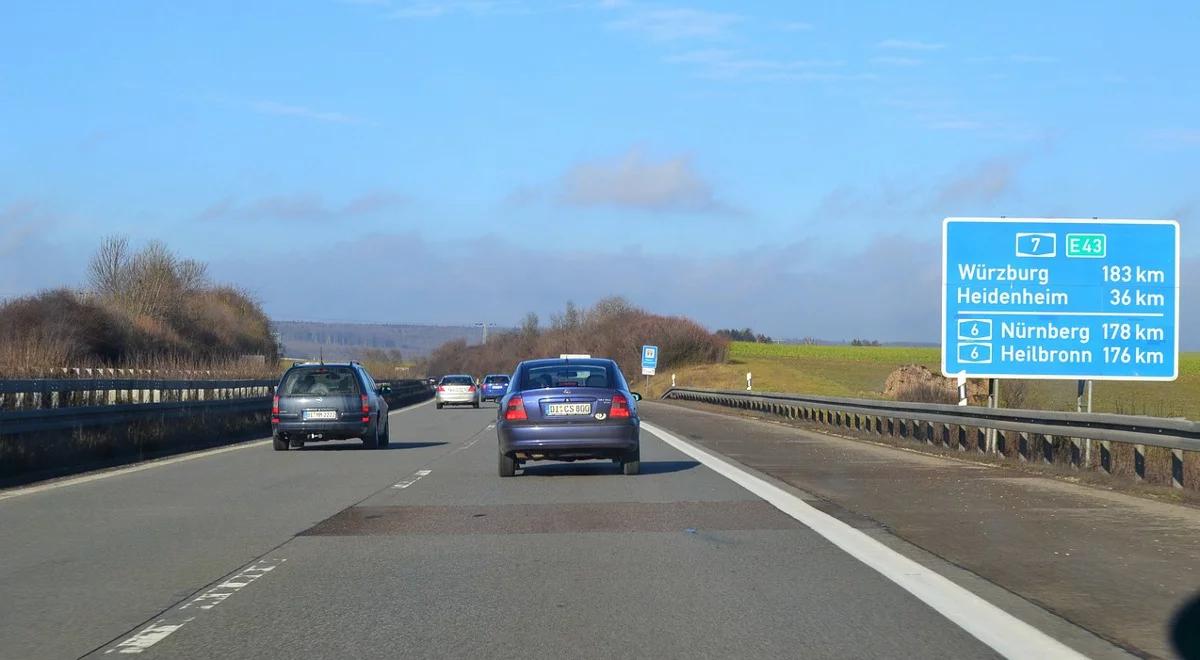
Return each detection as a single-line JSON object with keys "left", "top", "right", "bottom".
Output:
{"left": 1172, "top": 449, "right": 1185, "bottom": 489}
{"left": 1018, "top": 432, "right": 1029, "bottom": 462}
{"left": 1100, "top": 441, "right": 1112, "bottom": 473}
{"left": 941, "top": 423, "right": 950, "bottom": 449}
{"left": 1134, "top": 444, "right": 1146, "bottom": 482}
{"left": 1040, "top": 434, "right": 1054, "bottom": 464}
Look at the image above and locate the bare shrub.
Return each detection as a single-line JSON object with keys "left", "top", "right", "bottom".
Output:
{"left": 1000, "top": 379, "right": 1029, "bottom": 409}
{"left": 422, "top": 297, "right": 727, "bottom": 379}
{"left": 0, "top": 237, "right": 278, "bottom": 374}
{"left": 892, "top": 381, "right": 959, "bottom": 405}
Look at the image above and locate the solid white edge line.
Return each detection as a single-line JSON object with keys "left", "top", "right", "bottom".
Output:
{"left": 641, "top": 421, "right": 1089, "bottom": 660}
{"left": 0, "top": 398, "right": 434, "bottom": 502}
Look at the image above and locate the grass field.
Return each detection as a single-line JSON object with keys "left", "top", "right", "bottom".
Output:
{"left": 641, "top": 342, "right": 1200, "bottom": 421}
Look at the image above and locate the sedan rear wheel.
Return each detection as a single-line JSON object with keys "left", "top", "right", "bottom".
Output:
{"left": 498, "top": 450, "right": 517, "bottom": 477}
{"left": 273, "top": 435, "right": 288, "bottom": 451}
{"left": 436, "top": 402, "right": 444, "bottom": 410}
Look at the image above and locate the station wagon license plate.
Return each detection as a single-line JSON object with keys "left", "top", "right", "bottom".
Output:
{"left": 546, "top": 403, "right": 592, "bottom": 416}
{"left": 303, "top": 409, "right": 338, "bottom": 421}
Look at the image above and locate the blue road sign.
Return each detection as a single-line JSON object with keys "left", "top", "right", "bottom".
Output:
{"left": 942, "top": 218, "right": 1179, "bottom": 381}
{"left": 641, "top": 345, "right": 659, "bottom": 375}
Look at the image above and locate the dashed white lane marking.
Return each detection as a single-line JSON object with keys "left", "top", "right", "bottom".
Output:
{"left": 0, "top": 400, "right": 433, "bottom": 502}
{"left": 104, "top": 558, "right": 285, "bottom": 654}
{"left": 641, "top": 422, "right": 1089, "bottom": 660}
{"left": 392, "top": 469, "right": 432, "bottom": 489}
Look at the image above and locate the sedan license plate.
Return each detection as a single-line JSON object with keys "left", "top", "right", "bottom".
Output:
{"left": 303, "top": 409, "right": 338, "bottom": 421}
{"left": 546, "top": 403, "right": 592, "bottom": 416}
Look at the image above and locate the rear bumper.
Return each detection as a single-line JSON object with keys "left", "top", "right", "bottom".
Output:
{"left": 273, "top": 420, "right": 369, "bottom": 439}
{"left": 437, "top": 392, "right": 477, "bottom": 404}
{"left": 498, "top": 419, "right": 639, "bottom": 459}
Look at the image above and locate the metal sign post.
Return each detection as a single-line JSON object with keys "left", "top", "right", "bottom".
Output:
{"left": 640, "top": 345, "right": 658, "bottom": 393}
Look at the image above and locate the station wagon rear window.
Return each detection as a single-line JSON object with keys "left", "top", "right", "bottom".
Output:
{"left": 280, "top": 367, "right": 361, "bottom": 396}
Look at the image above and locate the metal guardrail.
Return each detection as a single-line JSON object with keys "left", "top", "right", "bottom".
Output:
{"left": 0, "top": 378, "right": 432, "bottom": 435}
{"left": 0, "top": 398, "right": 272, "bottom": 435}
{"left": 661, "top": 387, "right": 1200, "bottom": 489}
{"left": 0, "top": 378, "right": 278, "bottom": 410}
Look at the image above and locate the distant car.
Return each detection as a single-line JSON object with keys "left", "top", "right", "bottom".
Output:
{"left": 495, "top": 357, "right": 641, "bottom": 477}
{"left": 271, "top": 362, "right": 391, "bottom": 450}
{"left": 479, "top": 374, "right": 510, "bottom": 402}
{"left": 436, "top": 374, "right": 479, "bottom": 409}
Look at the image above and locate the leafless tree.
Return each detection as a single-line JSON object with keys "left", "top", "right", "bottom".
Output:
{"left": 88, "top": 235, "right": 132, "bottom": 299}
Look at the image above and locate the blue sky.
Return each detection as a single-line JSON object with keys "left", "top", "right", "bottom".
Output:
{"left": 1, "top": 0, "right": 1198, "bottom": 343}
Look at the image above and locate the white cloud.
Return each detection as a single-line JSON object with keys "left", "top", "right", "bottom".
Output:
{"left": 877, "top": 38, "right": 945, "bottom": 51}
{"left": 388, "top": 1, "right": 528, "bottom": 18}
{"left": 251, "top": 101, "right": 364, "bottom": 125}
{"left": 668, "top": 49, "right": 846, "bottom": 79}
{"left": 558, "top": 148, "right": 731, "bottom": 214}
{"left": 1146, "top": 129, "right": 1200, "bottom": 148}
{"left": 871, "top": 56, "right": 922, "bottom": 67}
{"left": 0, "top": 202, "right": 54, "bottom": 259}
{"left": 779, "top": 21, "right": 813, "bottom": 32}
{"left": 609, "top": 8, "right": 741, "bottom": 41}
{"left": 194, "top": 191, "right": 407, "bottom": 222}
{"left": 507, "top": 148, "right": 734, "bottom": 215}
{"left": 1009, "top": 54, "right": 1058, "bottom": 64}
{"left": 934, "top": 156, "right": 1023, "bottom": 206}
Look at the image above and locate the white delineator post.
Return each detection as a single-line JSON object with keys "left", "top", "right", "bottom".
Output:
{"left": 956, "top": 374, "right": 968, "bottom": 407}
{"left": 746, "top": 372, "right": 752, "bottom": 391}
{"left": 671, "top": 374, "right": 676, "bottom": 388}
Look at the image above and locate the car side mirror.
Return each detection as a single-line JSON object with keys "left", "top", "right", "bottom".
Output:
{"left": 631, "top": 392, "right": 642, "bottom": 401}
{"left": 377, "top": 384, "right": 392, "bottom": 395}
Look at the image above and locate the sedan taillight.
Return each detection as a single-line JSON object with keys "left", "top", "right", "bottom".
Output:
{"left": 437, "top": 385, "right": 446, "bottom": 392}
{"left": 505, "top": 396, "right": 527, "bottom": 421}
{"left": 610, "top": 393, "right": 631, "bottom": 419}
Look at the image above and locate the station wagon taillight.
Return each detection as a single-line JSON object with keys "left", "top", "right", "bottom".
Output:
{"left": 505, "top": 396, "right": 527, "bottom": 421}
{"left": 361, "top": 394, "right": 370, "bottom": 423}
{"left": 271, "top": 395, "right": 280, "bottom": 424}
{"left": 610, "top": 393, "right": 631, "bottom": 419}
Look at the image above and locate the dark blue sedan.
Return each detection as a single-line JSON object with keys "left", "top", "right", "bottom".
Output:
{"left": 479, "top": 373, "right": 510, "bottom": 403}
{"left": 496, "top": 357, "right": 641, "bottom": 477}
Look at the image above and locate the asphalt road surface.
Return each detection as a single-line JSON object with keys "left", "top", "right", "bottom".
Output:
{"left": 0, "top": 401, "right": 1127, "bottom": 659}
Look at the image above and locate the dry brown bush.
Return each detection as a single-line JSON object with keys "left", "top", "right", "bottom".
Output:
{"left": 422, "top": 297, "right": 727, "bottom": 380}
{"left": 891, "top": 381, "right": 959, "bottom": 405}
{"left": 0, "top": 237, "right": 278, "bottom": 376}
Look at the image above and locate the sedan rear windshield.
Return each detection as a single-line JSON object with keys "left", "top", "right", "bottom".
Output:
{"left": 280, "top": 367, "right": 360, "bottom": 396}
{"left": 520, "top": 364, "right": 612, "bottom": 390}
{"left": 440, "top": 376, "right": 474, "bottom": 386}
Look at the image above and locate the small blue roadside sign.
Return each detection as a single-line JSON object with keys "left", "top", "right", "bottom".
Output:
{"left": 641, "top": 345, "right": 658, "bottom": 376}
{"left": 942, "top": 218, "right": 1179, "bottom": 381}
